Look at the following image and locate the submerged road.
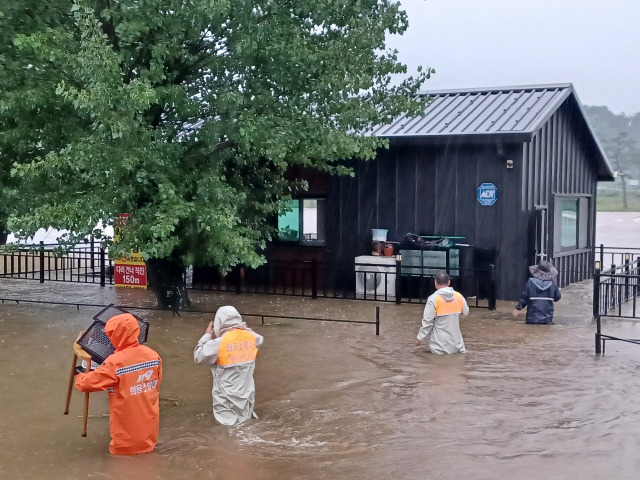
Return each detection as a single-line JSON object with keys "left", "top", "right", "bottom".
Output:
{"left": 1, "top": 276, "right": 640, "bottom": 479}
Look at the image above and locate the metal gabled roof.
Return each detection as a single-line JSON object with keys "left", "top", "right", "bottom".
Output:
{"left": 369, "top": 84, "right": 573, "bottom": 138}
{"left": 366, "top": 83, "right": 614, "bottom": 180}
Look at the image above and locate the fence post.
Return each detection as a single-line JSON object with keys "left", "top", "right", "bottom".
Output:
{"left": 595, "top": 313, "right": 602, "bottom": 354}
{"left": 611, "top": 263, "right": 616, "bottom": 309}
{"left": 311, "top": 259, "right": 318, "bottom": 299}
{"left": 636, "top": 259, "right": 640, "bottom": 318}
{"left": 624, "top": 253, "right": 631, "bottom": 301}
{"left": 376, "top": 305, "right": 380, "bottom": 336}
{"left": 39, "top": 241, "right": 45, "bottom": 284}
{"left": 592, "top": 263, "right": 601, "bottom": 318}
{"left": 488, "top": 264, "right": 496, "bottom": 310}
{"left": 100, "top": 247, "right": 106, "bottom": 287}
{"left": 395, "top": 254, "right": 402, "bottom": 305}
{"left": 593, "top": 263, "right": 602, "bottom": 353}
{"left": 90, "top": 237, "right": 95, "bottom": 270}
{"left": 599, "top": 244, "right": 604, "bottom": 270}
{"left": 445, "top": 247, "right": 450, "bottom": 274}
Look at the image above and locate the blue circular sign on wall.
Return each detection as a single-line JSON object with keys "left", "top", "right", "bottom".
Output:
{"left": 477, "top": 183, "right": 497, "bottom": 206}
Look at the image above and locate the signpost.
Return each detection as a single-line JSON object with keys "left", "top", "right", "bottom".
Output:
{"left": 114, "top": 260, "right": 147, "bottom": 288}
{"left": 114, "top": 214, "right": 147, "bottom": 289}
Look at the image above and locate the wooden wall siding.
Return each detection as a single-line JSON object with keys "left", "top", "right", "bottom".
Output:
{"left": 415, "top": 147, "right": 437, "bottom": 236}
{"left": 329, "top": 141, "right": 526, "bottom": 299}
{"left": 555, "top": 252, "right": 592, "bottom": 287}
{"left": 357, "top": 157, "right": 378, "bottom": 255}
{"left": 521, "top": 100, "right": 598, "bottom": 288}
{"left": 396, "top": 147, "right": 419, "bottom": 236}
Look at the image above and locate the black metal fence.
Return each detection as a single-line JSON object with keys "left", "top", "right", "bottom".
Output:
{"left": 0, "top": 297, "right": 382, "bottom": 335}
{"left": 596, "top": 244, "right": 640, "bottom": 271}
{"left": 0, "top": 241, "right": 114, "bottom": 285}
{"left": 1, "top": 242, "right": 496, "bottom": 309}
{"left": 190, "top": 258, "right": 496, "bottom": 309}
{"left": 593, "top": 249, "right": 640, "bottom": 354}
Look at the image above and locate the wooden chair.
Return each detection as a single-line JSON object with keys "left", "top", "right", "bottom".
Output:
{"left": 63, "top": 342, "right": 93, "bottom": 437}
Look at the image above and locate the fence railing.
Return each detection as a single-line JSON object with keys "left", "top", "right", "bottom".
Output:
{"left": 0, "top": 297, "right": 382, "bottom": 335}
{"left": 593, "top": 255, "right": 640, "bottom": 354}
{"left": 190, "top": 258, "right": 496, "bottom": 309}
{"left": 596, "top": 244, "right": 640, "bottom": 271}
{"left": 0, "top": 241, "right": 113, "bottom": 285}
{"left": 0, "top": 242, "right": 496, "bottom": 309}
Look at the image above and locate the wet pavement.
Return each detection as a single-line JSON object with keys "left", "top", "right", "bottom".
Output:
{"left": 596, "top": 211, "right": 640, "bottom": 247}
{"left": 2, "top": 277, "right": 640, "bottom": 480}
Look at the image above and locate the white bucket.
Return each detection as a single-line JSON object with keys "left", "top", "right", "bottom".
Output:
{"left": 371, "top": 229, "right": 388, "bottom": 241}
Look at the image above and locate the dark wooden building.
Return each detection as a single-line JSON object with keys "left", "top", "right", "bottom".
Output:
{"left": 269, "top": 84, "right": 614, "bottom": 300}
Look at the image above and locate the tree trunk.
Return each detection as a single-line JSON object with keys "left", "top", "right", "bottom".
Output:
{"left": 145, "top": 258, "right": 191, "bottom": 310}
{"left": 621, "top": 174, "right": 628, "bottom": 210}
{"left": 0, "top": 220, "right": 7, "bottom": 244}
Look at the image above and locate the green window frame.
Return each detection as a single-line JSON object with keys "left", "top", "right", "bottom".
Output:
{"left": 277, "top": 198, "right": 326, "bottom": 246}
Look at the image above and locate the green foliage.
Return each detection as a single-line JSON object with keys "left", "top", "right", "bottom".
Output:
{"left": 277, "top": 226, "right": 299, "bottom": 242}
{"left": 1, "top": 0, "right": 429, "bottom": 271}
{"left": 584, "top": 105, "right": 640, "bottom": 178}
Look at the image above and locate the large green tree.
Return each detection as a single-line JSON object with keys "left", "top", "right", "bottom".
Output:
{"left": 1, "top": 0, "right": 430, "bottom": 308}
{"left": 0, "top": 1, "right": 81, "bottom": 243}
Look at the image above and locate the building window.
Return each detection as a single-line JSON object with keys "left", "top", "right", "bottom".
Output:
{"left": 277, "top": 198, "right": 326, "bottom": 245}
{"left": 560, "top": 198, "right": 578, "bottom": 249}
{"left": 554, "top": 196, "right": 589, "bottom": 253}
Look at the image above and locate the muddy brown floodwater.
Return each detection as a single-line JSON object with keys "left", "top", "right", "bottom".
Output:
{"left": 2, "top": 277, "right": 640, "bottom": 480}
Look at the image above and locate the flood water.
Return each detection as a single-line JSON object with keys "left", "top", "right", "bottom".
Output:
{"left": 2, "top": 277, "right": 640, "bottom": 479}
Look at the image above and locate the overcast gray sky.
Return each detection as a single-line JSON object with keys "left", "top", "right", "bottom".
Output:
{"left": 387, "top": 0, "right": 640, "bottom": 115}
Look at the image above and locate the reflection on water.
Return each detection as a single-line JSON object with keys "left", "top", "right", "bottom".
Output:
{"left": 2, "top": 279, "right": 640, "bottom": 479}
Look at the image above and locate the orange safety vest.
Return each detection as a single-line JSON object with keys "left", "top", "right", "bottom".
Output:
{"left": 217, "top": 329, "right": 258, "bottom": 368}
{"left": 435, "top": 292, "right": 465, "bottom": 316}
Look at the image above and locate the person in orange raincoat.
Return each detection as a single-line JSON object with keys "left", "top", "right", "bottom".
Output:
{"left": 75, "top": 313, "right": 162, "bottom": 455}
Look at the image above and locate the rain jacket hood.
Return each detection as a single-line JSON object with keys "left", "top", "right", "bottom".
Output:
{"left": 105, "top": 313, "right": 140, "bottom": 351}
{"left": 437, "top": 286, "right": 456, "bottom": 301}
{"left": 213, "top": 306, "right": 248, "bottom": 337}
{"left": 531, "top": 278, "right": 552, "bottom": 291}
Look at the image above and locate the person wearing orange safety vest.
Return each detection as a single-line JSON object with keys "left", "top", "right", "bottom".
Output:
{"left": 75, "top": 313, "right": 162, "bottom": 455}
{"left": 194, "top": 306, "right": 264, "bottom": 425}
{"left": 415, "top": 271, "right": 469, "bottom": 354}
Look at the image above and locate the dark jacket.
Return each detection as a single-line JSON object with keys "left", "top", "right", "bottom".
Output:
{"left": 515, "top": 278, "right": 561, "bottom": 325}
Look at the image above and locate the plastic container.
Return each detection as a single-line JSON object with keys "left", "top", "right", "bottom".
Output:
{"left": 371, "top": 229, "right": 388, "bottom": 241}
{"left": 77, "top": 304, "right": 150, "bottom": 364}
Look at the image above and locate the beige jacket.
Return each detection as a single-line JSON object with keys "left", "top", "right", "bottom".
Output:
{"left": 194, "top": 306, "right": 264, "bottom": 425}
{"left": 417, "top": 287, "right": 469, "bottom": 354}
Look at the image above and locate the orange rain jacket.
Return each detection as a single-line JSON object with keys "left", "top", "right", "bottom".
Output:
{"left": 75, "top": 313, "right": 162, "bottom": 455}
